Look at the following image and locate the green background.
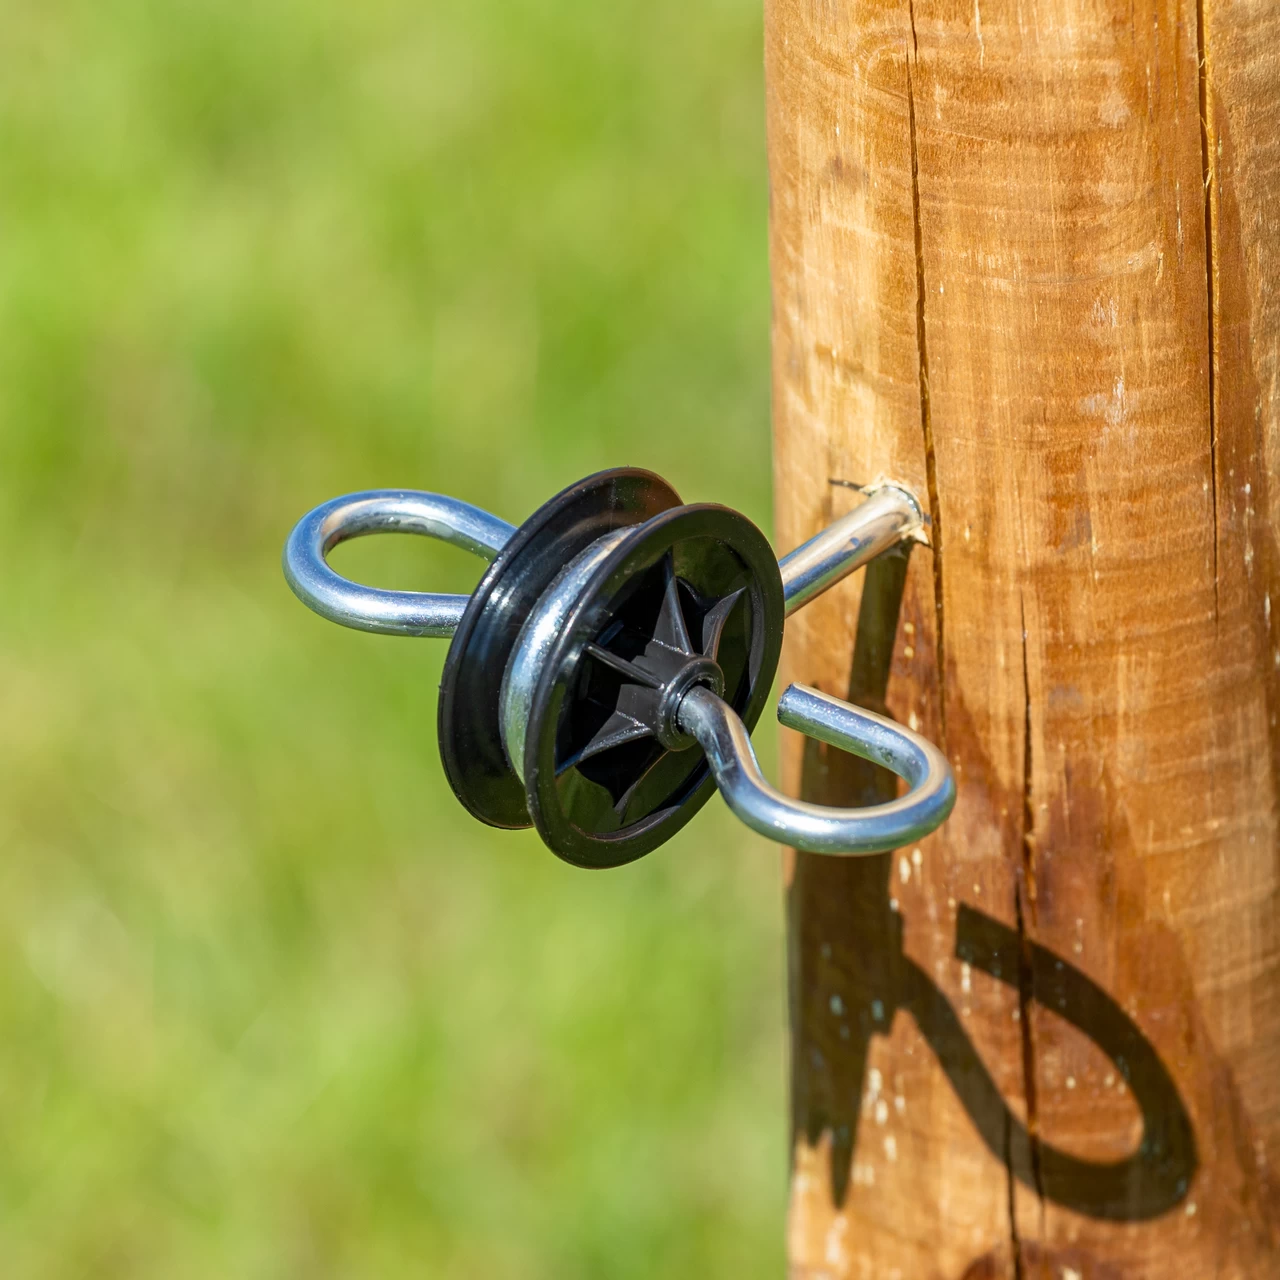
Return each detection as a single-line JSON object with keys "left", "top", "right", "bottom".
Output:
{"left": 0, "top": 0, "right": 785, "bottom": 1275}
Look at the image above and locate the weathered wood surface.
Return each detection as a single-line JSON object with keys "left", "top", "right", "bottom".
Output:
{"left": 766, "top": 0, "right": 1280, "bottom": 1272}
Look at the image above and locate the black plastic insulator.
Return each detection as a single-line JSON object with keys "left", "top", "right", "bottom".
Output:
{"left": 521, "top": 503, "right": 784, "bottom": 868}
{"left": 438, "top": 469, "right": 682, "bottom": 829}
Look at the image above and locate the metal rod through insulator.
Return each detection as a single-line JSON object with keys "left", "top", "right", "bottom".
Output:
{"left": 778, "top": 485, "right": 925, "bottom": 616}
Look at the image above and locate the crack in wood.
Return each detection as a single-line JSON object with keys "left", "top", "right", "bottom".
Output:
{"left": 1004, "top": 1105, "right": 1025, "bottom": 1280}
{"left": 1196, "top": 0, "right": 1219, "bottom": 625}
{"left": 906, "top": 5, "right": 947, "bottom": 750}
{"left": 1015, "top": 596, "right": 1046, "bottom": 1254}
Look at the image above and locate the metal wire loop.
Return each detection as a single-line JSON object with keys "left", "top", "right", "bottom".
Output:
{"left": 283, "top": 490, "right": 516, "bottom": 638}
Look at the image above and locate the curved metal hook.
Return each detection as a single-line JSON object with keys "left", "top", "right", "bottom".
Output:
{"left": 719, "top": 482, "right": 953, "bottom": 854}
{"left": 283, "top": 490, "right": 516, "bottom": 638}
{"left": 679, "top": 684, "right": 956, "bottom": 854}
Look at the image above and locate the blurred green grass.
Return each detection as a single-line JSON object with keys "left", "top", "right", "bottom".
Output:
{"left": 0, "top": 0, "right": 784, "bottom": 1276}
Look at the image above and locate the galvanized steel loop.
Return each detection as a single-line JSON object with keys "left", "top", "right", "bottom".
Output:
{"left": 283, "top": 489, "right": 516, "bottom": 638}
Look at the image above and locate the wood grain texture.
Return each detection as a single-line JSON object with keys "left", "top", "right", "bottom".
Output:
{"left": 766, "top": 0, "right": 1280, "bottom": 1273}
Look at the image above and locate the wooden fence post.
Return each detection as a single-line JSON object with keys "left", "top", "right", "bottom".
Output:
{"left": 766, "top": 0, "right": 1280, "bottom": 1272}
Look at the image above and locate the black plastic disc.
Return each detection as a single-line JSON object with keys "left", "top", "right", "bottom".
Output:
{"left": 523, "top": 504, "right": 784, "bottom": 868}
{"left": 438, "top": 469, "right": 682, "bottom": 828}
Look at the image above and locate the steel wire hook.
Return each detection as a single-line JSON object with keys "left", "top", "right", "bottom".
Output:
{"left": 678, "top": 684, "right": 954, "bottom": 854}
{"left": 283, "top": 475, "right": 956, "bottom": 857}
{"left": 686, "top": 482, "right": 954, "bottom": 854}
